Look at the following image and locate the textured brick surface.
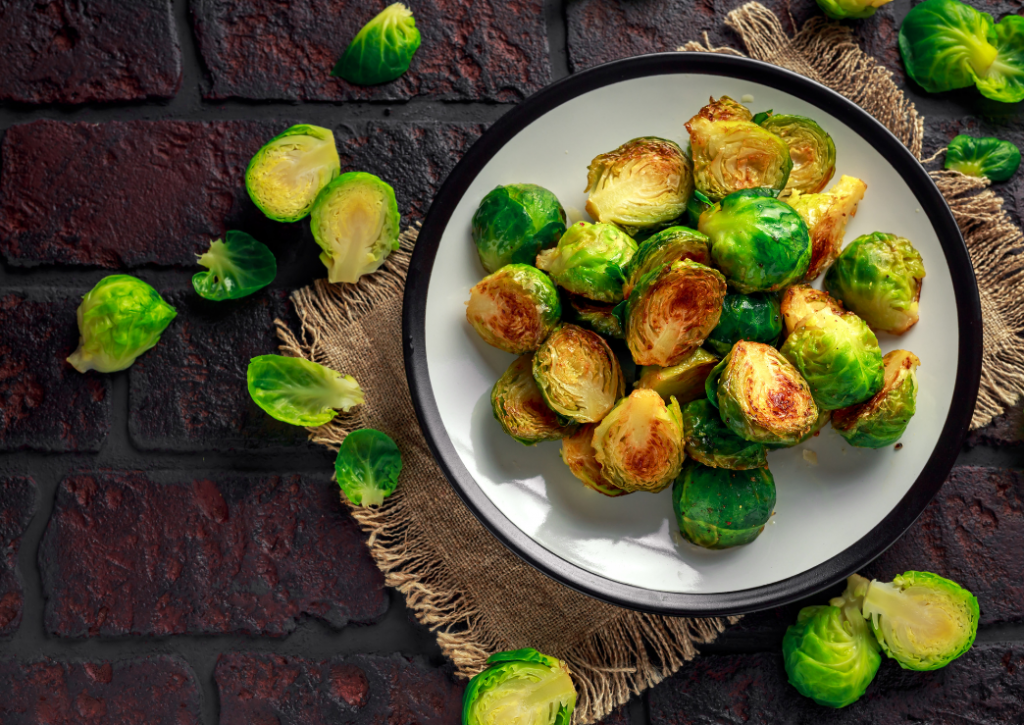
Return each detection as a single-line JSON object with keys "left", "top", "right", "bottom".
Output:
{"left": 0, "top": 477, "right": 36, "bottom": 637}
{"left": 0, "top": 292, "right": 110, "bottom": 452}
{"left": 216, "top": 652, "right": 463, "bottom": 724}
{"left": 968, "top": 399, "right": 1024, "bottom": 448}
{"left": 0, "top": 655, "right": 200, "bottom": 724}
{"left": 40, "top": 471, "right": 387, "bottom": 637}
{"left": 0, "top": 0, "right": 181, "bottom": 104}
{"left": 193, "top": 0, "right": 551, "bottom": 102}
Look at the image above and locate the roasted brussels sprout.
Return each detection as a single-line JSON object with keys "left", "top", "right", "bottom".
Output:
{"left": 780, "top": 284, "right": 846, "bottom": 338}
{"left": 466, "top": 264, "right": 561, "bottom": 354}
{"left": 462, "top": 648, "right": 576, "bottom": 725}
{"left": 332, "top": 3, "right": 421, "bottom": 85}
{"left": 625, "top": 260, "right": 726, "bottom": 367}
{"left": 860, "top": 571, "right": 979, "bottom": 671}
{"left": 592, "top": 389, "right": 685, "bottom": 493}
{"left": 585, "top": 137, "right": 694, "bottom": 236}
{"left": 672, "top": 459, "right": 776, "bottom": 549}
{"left": 536, "top": 222, "right": 637, "bottom": 303}
{"left": 635, "top": 348, "right": 719, "bottom": 405}
{"left": 567, "top": 295, "right": 623, "bottom": 339}
{"left": 781, "top": 309, "right": 884, "bottom": 411}
{"left": 67, "top": 275, "right": 177, "bottom": 374}
{"left": 699, "top": 189, "right": 812, "bottom": 293}
{"left": 334, "top": 428, "right": 402, "bottom": 507}
{"left": 622, "top": 226, "right": 711, "bottom": 298}
{"left": 832, "top": 350, "right": 920, "bottom": 448}
{"left": 247, "top": 355, "right": 364, "bottom": 427}
{"left": 533, "top": 324, "right": 625, "bottom": 423}
{"left": 816, "top": 0, "right": 893, "bottom": 21}
{"left": 492, "top": 354, "right": 576, "bottom": 445}
{"left": 824, "top": 232, "right": 925, "bottom": 335}
{"left": 706, "top": 340, "right": 819, "bottom": 445}
{"left": 759, "top": 114, "right": 836, "bottom": 195}
{"left": 246, "top": 125, "right": 340, "bottom": 223}
{"left": 192, "top": 231, "right": 277, "bottom": 301}
{"left": 310, "top": 171, "right": 401, "bottom": 284}
{"left": 561, "top": 423, "right": 629, "bottom": 497}
{"left": 705, "top": 292, "right": 783, "bottom": 357}
{"left": 686, "top": 96, "right": 793, "bottom": 201}
{"left": 945, "top": 135, "right": 1022, "bottom": 182}
{"left": 685, "top": 189, "right": 714, "bottom": 227}
{"left": 682, "top": 398, "right": 767, "bottom": 470}
{"left": 472, "top": 184, "right": 567, "bottom": 273}
{"left": 788, "top": 175, "right": 867, "bottom": 281}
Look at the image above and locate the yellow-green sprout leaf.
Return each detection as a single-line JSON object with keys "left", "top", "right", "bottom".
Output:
{"left": 977, "top": 14, "right": 1024, "bottom": 103}
{"left": 945, "top": 134, "right": 1022, "bottom": 182}
{"left": 247, "top": 354, "right": 364, "bottom": 427}
{"left": 462, "top": 648, "right": 577, "bottom": 725}
{"left": 816, "top": 0, "right": 892, "bottom": 21}
{"left": 334, "top": 428, "right": 402, "bottom": 507}
{"left": 832, "top": 349, "right": 920, "bottom": 448}
{"left": 635, "top": 348, "right": 719, "bottom": 405}
{"left": 492, "top": 354, "right": 577, "bottom": 445}
{"left": 533, "top": 324, "right": 624, "bottom": 423}
{"left": 246, "top": 124, "right": 340, "bottom": 223}
{"left": 332, "top": 3, "right": 421, "bottom": 85}
{"left": 466, "top": 264, "right": 562, "bottom": 354}
{"left": 192, "top": 231, "right": 277, "bottom": 301}
{"left": 536, "top": 221, "right": 637, "bottom": 304}
{"left": 622, "top": 226, "right": 711, "bottom": 299}
{"left": 67, "top": 275, "right": 177, "bottom": 374}
{"left": 561, "top": 423, "right": 630, "bottom": 497}
{"left": 759, "top": 114, "right": 837, "bottom": 195}
{"left": 672, "top": 459, "right": 776, "bottom": 549}
{"left": 472, "top": 183, "right": 567, "bottom": 274}
{"left": 787, "top": 175, "right": 867, "bottom": 281}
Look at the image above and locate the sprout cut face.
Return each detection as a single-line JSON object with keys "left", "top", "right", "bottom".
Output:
{"left": 622, "top": 226, "right": 712, "bottom": 299}
{"left": 635, "top": 348, "right": 719, "bottom": 405}
{"left": 787, "top": 175, "right": 867, "bottom": 281}
{"left": 492, "top": 354, "right": 577, "bottom": 445}
{"left": 310, "top": 171, "right": 401, "bottom": 284}
{"left": 759, "top": 114, "right": 837, "bottom": 195}
{"left": 466, "top": 264, "right": 561, "bottom": 354}
{"left": 247, "top": 355, "right": 364, "bottom": 427}
{"left": 780, "top": 284, "right": 845, "bottom": 338}
{"left": 683, "top": 398, "right": 767, "bottom": 470}
{"left": 561, "top": 423, "right": 629, "bottom": 497}
{"left": 945, "top": 135, "right": 1021, "bottom": 182}
{"left": 472, "top": 184, "right": 567, "bottom": 274}
{"left": 672, "top": 459, "right": 776, "bottom": 549}
{"left": 536, "top": 222, "right": 637, "bottom": 303}
{"left": 705, "top": 292, "right": 783, "bottom": 357}
{"left": 832, "top": 349, "right": 920, "bottom": 448}
{"left": 192, "top": 230, "right": 277, "bottom": 301}
{"left": 462, "top": 648, "right": 577, "bottom": 725}
{"left": 533, "top": 324, "right": 625, "bottom": 423}
{"left": 334, "top": 429, "right": 402, "bottom": 507}
{"left": 245, "top": 125, "right": 340, "bottom": 223}
{"left": 332, "top": 3, "right": 421, "bottom": 85}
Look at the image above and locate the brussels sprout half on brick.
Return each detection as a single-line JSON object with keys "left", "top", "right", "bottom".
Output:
{"left": 332, "top": 3, "right": 421, "bottom": 86}
{"left": 246, "top": 124, "right": 340, "bottom": 223}
{"left": 462, "top": 648, "right": 577, "bottom": 725}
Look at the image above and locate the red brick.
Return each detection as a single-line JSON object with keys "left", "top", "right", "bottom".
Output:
{"left": 0, "top": 292, "right": 110, "bottom": 452}
{"left": 39, "top": 471, "right": 387, "bottom": 637}
{"left": 0, "top": 0, "right": 181, "bottom": 104}
{"left": 192, "top": 0, "right": 550, "bottom": 102}
{"left": 216, "top": 652, "right": 463, "bottom": 725}
{"left": 0, "top": 477, "right": 36, "bottom": 637}
{"left": 0, "top": 655, "right": 200, "bottom": 724}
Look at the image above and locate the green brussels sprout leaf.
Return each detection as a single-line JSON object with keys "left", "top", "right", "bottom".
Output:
{"left": 246, "top": 124, "right": 341, "bottom": 223}
{"left": 192, "top": 231, "right": 277, "bottom": 301}
{"left": 685, "top": 188, "right": 714, "bottom": 227}
{"left": 466, "top": 264, "right": 562, "bottom": 354}
{"left": 567, "top": 295, "right": 624, "bottom": 339}
{"left": 535, "top": 222, "right": 637, "bottom": 303}
{"left": 683, "top": 398, "right": 767, "bottom": 470}
{"left": 750, "top": 109, "right": 773, "bottom": 125}
{"left": 472, "top": 184, "right": 567, "bottom": 273}
{"left": 705, "top": 292, "right": 783, "bottom": 357}
{"left": 945, "top": 134, "right": 1022, "bottom": 182}
{"left": 672, "top": 459, "right": 776, "bottom": 549}
{"left": 332, "top": 3, "right": 421, "bottom": 85}
{"left": 334, "top": 428, "right": 402, "bottom": 507}
{"left": 247, "top": 354, "right": 364, "bottom": 427}
{"left": 462, "top": 648, "right": 577, "bottom": 725}
{"left": 816, "top": 0, "right": 892, "bottom": 21}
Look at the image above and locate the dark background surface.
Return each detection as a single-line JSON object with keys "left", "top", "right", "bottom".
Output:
{"left": 0, "top": 0, "right": 1022, "bottom": 723}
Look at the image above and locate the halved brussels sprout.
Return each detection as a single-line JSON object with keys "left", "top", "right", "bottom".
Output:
{"left": 536, "top": 222, "right": 637, "bottom": 303}
{"left": 533, "top": 324, "right": 625, "bottom": 423}
{"left": 567, "top": 294, "right": 623, "bottom": 339}
{"left": 625, "top": 259, "right": 727, "bottom": 367}
{"left": 672, "top": 459, "right": 776, "bottom": 549}
{"left": 788, "top": 175, "right": 867, "bottom": 281}
{"left": 706, "top": 340, "right": 819, "bottom": 445}
{"left": 466, "top": 264, "right": 561, "bottom": 354}
{"left": 759, "top": 114, "right": 837, "bottom": 195}
{"left": 585, "top": 137, "right": 694, "bottom": 236}
{"left": 824, "top": 232, "right": 925, "bottom": 335}
{"left": 334, "top": 428, "right": 402, "bottom": 507}
{"left": 945, "top": 134, "right": 1022, "bottom": 182}
{"left": 492, "top": 354, "right": 576, "bottom": 445}
{"left": 245, "top": 125, "right": 340, "bottom": 223}
{"left": 472, "top": 184, "right": 567, "bottom": 273}
{"left": 635, "top": 348, "right": 719, "bottom": 405}
{"left": 859, "top": 571, "right": 979, "bottom": 671}
{"left": 816, "top": 0, "right": 893, "bottom": 20}
{"left": 699, "top": 189, "right": 811, "bottom": 293}
{"left": 705, "top": 292, "right": 783, "bottom": 357}
{"left": 686, "top": 96, "right": 793, "bottom": 201}
{"left": 780, "top": 309, "right": 884, "bottom": 411}
{"left": 561, "top": 423, "right": 629, "bottom": 497}
{"left": 463, "top": 648, "right": 577, "bottom": 725}
{"left": 310, "top": 171, "right": 401, "bottom": 284}
{"left": 832, "top": 350, "right": 920, "bottom": 448}
{"left": 192, "top": 230, "right": 277, "bottom": 301}
{"left": 622, "top": 226, "right": 711, "bottom": 298}
{"left": 592, "top": 389, "right": 685, "bottom": 493}
{"left": 247, "top": 354, "right": 364, "bottom": 427}
{"left": 780, "top": 284, "right": 846, "bottom": 338}
{"left": 682, "top": 398, "right": 767, "bottom": 470}
{"left": 332, "top": 3, "right": 421, "bottom": 85}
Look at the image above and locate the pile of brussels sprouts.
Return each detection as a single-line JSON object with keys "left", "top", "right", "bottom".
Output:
{"left": 467, "top": 94, "right": 928, "bottom": 552}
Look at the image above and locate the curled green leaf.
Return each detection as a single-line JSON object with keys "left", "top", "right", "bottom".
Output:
{"left": 335, "top": 428, "right": 402, "bottom": 507}
{"left": 247, "top": 354, "right": 364, "bottom": 427}
{"left": 192, "top": 231, "right": 277, "bottom": 301}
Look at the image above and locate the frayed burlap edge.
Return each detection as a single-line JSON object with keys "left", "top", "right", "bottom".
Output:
{"left": 682, "top": 2, "right": 1024, "bottom": 429}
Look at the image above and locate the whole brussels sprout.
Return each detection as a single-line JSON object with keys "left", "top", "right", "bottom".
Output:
{"left": 686, "top": 96, "right": 793, "bottom": 201}
{"left": 824, "top": 232, "right": 925, "bottom": 335}
{"left": 533, "top": 324, "right": 625, "bottom": 423}
{"left": 492, "top": 354, "right": 577, "bottom": 445}
{"left": 706, "top": 340, "right": 819, "bottom": 445}
{"left": 561, "top": 423, "right": 629, "bottom": 497}
{"left": 536, "top": 222, "right": 637, "bottom": 303}
{"left": 780, "top": 284, "right": 846, "bottom": 338}
{"left": 332, "top": 3, "right": 421, "bottom": 85}
{"left": 462, "top": 648, "right": 576, "bottom": 725}
{"left": 759, "top": 114, "right": 837, "bottom": 195}
{"left": 592, "top": 389, "right": 685, "bottom": 493}
{"left": 672, "top": 459, "right": 776, "bottom": 549}
{"left": 781, "top": 309, "right": 884, "bottom": 411}
{"left": 625, "top": 259, "right": 727, "bottom": 367}
{"left": 705, "top": 292, "right": 783, "bottom": 357}
{"left": 816, "top": 0, "right": 892, "bottom": 20}
{"left": 699, "top": 189, "right": 812, "bottom": 293}
{"left": 945, "top": 134, "right": 1022, "bottom": 182}
{"left": 622, "top": 226, "right": 711, "bottom": 298}
{"left": 245, "top": 124, "right": 341, "bottom": 223}
{"left": 566, "top": 294, "right": 623, "bottom": 339}
{"left": 471, "top": 184, "right": 567, "bottom": 273}
{"left": 788, "top": 175, "right": 867, "bottom": 281}
{"left": 682, "top": 398, "right": 767, "bottom": 470}
{"left": 635, "top": 348, "right": 719, "bottom": 405}
{"left": 585, "top": 137, "right": 694, "bottom": 236}
{"left": 466, "top": 264, "right": 561, "bottom": 354}
{"left": 832, "top": 349, "right": 920, "bottom": 448}
{"left": 67, "top": 275, "right": 177, "bottom": 373}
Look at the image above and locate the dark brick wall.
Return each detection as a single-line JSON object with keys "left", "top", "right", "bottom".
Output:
{"left": 0, "top": 1, "right": 1021, "bottom": 724}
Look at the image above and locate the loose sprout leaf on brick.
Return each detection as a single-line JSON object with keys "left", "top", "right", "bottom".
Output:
{"left": 462, "top": 648, "right": 577, "bottom": 725}
{"left": 945, "top": 134, "right": 1022, "bottom": 182}
{"left": 246, "top": 124, "right": 341, "bottom": 222}
{"left": 192, "top": 231, "right": 277, "bottom": 301}
{"left": 815, "top": 0, "right": 893, "bottom": 22}
{"left": 472, "top": 183, "right": 567, "bottom": 274}
{"left": 247, "top": 354, "right": 364, "bottom": 427}
{"left": 332, "top": 3, "right": 421, "bottom": 86}
{"left": 334, "top": 429, "right": 403, "bottom": 507}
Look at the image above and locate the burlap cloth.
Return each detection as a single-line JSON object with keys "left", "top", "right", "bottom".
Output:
{"left": 277, "top": 5, "right": 1024, "bottom": 722}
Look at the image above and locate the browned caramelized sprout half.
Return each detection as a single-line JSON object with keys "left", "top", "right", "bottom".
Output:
{"left": 780, "top": 284, "right": 846, "bottom": 338}
{"left": 533, "top": 324, "right": 625, "bottom": 423}
{"left": 491, "top": 354, "right": 577, "bottom": 445}
{"left": 561, "top": 423, "right": 630, "bottom": 497}
{"left": 788, "top": 175, "right": 867, "bottom": 281}
{"left": 465, "top": 264, "right": 561, "bottom": 354}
